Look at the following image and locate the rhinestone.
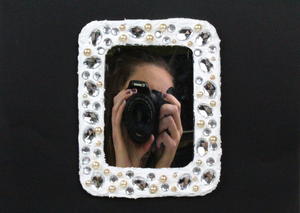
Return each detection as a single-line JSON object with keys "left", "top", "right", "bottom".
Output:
{"left": 103, "top": 25, "right": 111, "bottom": 34}
{"left": 84, "top": 81, "right": 99, "bottom": 97}
{"left": 195, "top": 77, "right": 203, "bottom": 85}
{"left": 211, "top": 142, "right": 218, "bottom": 150}
{"left": 92, "top": 161, "right": 100, "bottom": 169}
{"left": 103, "top": 169, "right": 110, "bottom": 175}
{"left": 198, "top": 104, "right": 213, "bottom": 117}
{"left": 201, "top": 170, "right": 216, "bottom": 185}
{"left": 208, "top": 119, "right": 217, "bottom": 128}
{"left": 210, "top": 74, "right": 216, "bottom": 80}
{"left": 168, "top": 24, "right": 176, "bottom": 32}
{"left": 129, "top": 26, "right": 145, "bottom": 38}
{"left": 178, "top": 174, "right": 191, "bottom": 190}
{"left": 95, "top": 127, "right": 102, "bottom": 134}
{"left": 192, "top": 185, "right": 199, "bottom": 192}
{"left": 162, "top": 36, "right": 170, "bottom": 44}
{"left": 82, "top": 157, "right": 90, "bottom": 165}
{"left": 204, "top": 81, "right": 216, "bottom": 97}
{"left": 104, "top": 38, "right": 112, "bottom": 46}
{"left": 210, "top": 101, "right": 216, "bottom": 107}
{"left": 84, "top": 56, "right": 101, "bottom": 69}
{"left": 194, "top": 24, "right": 202, "bottom": 32}
{"left": 109, "top": 175, "right": 118, "bottom": 182}
{"left": 125, "top": 187, "right": 134, "bottom": 195}
{"left": 94, "top": 148, "right": 101, "bottom": 157}
{"left": 93, "top": 72, "right": 101, "bottom": 81}
{"left": 209, "top": 45, "right": 217, "bottom": 53}
{"left": 154, "top": 31, "right": 162, "bottom": 38}
{"left": 160, "top": 24, "right": 167, "bottom": 31}
{"left": 83, "top": 111, "right": 99, "bottom": 124}
{"left": 144, "top": 23, "right": 152, "bottom": 31}
{"left": 209, "top": 136, "right": 217, "bottom": 143}
{"left": 159, "top": 175, "right": 167, "bottom": 183}
{"left": 126, "top": 170, "right": 134, "bottom": 178}
{"left": 161, "top": 184, "right": 169, "bottom": 192}
{"left": 90, "top": 29, "right": 102, "bottom": 46}
{"left": 206, "top": 157, "right": 215, "bottom": 166}
{"left": 193, "top": 167, "right": 201, "bottom": 175}
{"left": 82, "top": 71, "right": 90, "bottom": 80}
{"left": 111, "top": 28, "right": 119, "bottom": 35}
{"left": 119, "top": 24, "right": 126, "bottom": 31}
{"left": 83, "top": 128, "right": 96, "bottom": 144}
{"left": 149, "top": 184, "right": 158, "bottom": 193}
{"left": 119, "top": 34, "right": 127, "bottom": 42}
{"left": 85, "top": 180, "right": 92, "bottom": 186}
{"left": 187, "top": 41, "right": 193, "bottom": 46}
{"left": 93, "top": 102, "right": 101, "bottom": 110}
{"left": 196, "top": 159, "right": 202, "bottom": 166}
{"left": 196, "top": 138, "right": 208, "bottom": 156}
{"left": 108, "top": 185, "right": 116, "bottom": 193}
{"left": 197, "top": 120, "right": 205, "bottom": 128}
{"left": 196, "top": 32, "right": 211, "bottom": 46}
{"left": 146, "top": 34, "right": 154, "bottom": 42}
{"left": 120, "top": 180, "right": 127, "bottom": 187}
{"left": 194, "top": 49, "right": 202, "bottom": 56}
{"left": 83, "top": 48, "right": 92, "bottom": 56}
{"left": 147, "top": 173, "right": 155, "bottom": 181}
{"left": 199, "top": 58, "right": 213, "bottom": 73}
{"left": 117, "top": 172, "right": 123, "bottom": 177}
{"left": 97, "top": 47, "right": 105, "bottom": 55}
{"left": 177, "top": 28, "right": 193, "bottom": 40}
{"left": 82, "top": 100, "right": 90, "bottom": 108}
{"left": 83, "top": 166, "right": 91, "bottom": 175}
{"left": 203, "top": 128, "right": 211, "bottom": 136}
{"left": 92, "top": 175, "right": 104, "bottom": 188}
{"left": 81, "top": 146, "right": 90, "bottom": 154}
{"left": 171, "top": 186, "right": 177, "bottom": 192}
{"left": 132, "top": 176, "right": 149, "bottom": 191}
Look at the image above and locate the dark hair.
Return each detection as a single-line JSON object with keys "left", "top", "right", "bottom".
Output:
{"left": 104, "top": 46, "right": 174, "bottom": 166}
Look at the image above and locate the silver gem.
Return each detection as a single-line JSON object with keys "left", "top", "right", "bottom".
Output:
{"left": 161, "top": 184, "right": 169, "bottom": 192}
{"left": 203, "top": 128, "right": 211, "bottom": 136}
{"left": 93, "top": 102, "right": 101, "bottom": 110}
{"left": 178, "top": 174, "right": 191, "bottom": 190}
{"left": 126, "top": 170, "right": 134, "bottom": 178}
{"left": 209, "top": 45, "right": 216, "bottom": 53}
{"left": 147, "top": 173, "right": 155, "bottom": 181}
{"left": 162, "top": 36, "right": 170, "bottom": 44}
{"left": 208, "top": 119, "right": 217, "bottom": 128}
{"left": 194, "top": 49, "right": 202, "bottom": 56}
{"left": 195, "top": 76, "right": 203, "bottom": 85}
{"left": 84, "top": 56, "right": 101, "bottom": 69}
{"left": 82, "top": 100, "right": 90, "bottom": 108}
{"left": 193, "top": 167, "right": 201, "bottom": 175}
{"left": 90, "top": 29, "right": 102, "bottom": 46}
{"left": 94, "top": 149, "right": 101, "bottom": 157}
{"left": 132, "top": 176, "right": 148, "bottom": 191}
{"left": 196, "top": 32, "right": 211, "bottom": 46}
{"left": 83, "top": 128, "right": 96, "bottom": 144}
{"left": 199, "top": 58, "right": 213, "bottom": 73}
{"left": 168, "top": 24, "right": 176, "bottom": 32}
{"left": 97, "top": 47, "right": 105, "bottom": 55}
{"left": 125, "top": 187, "right": 134, "bottom": 195}
{"left": 211, "top": 142, "right": 218, "bottom": 151}
{"left": 206, "top": 157, "right": 215, "bottom": 166}
{"left": 82, "top": 71, "right": 90, "bottom": 80}
{"left": 111, "top": 28, "right": 119, "bottom": 35}
{"left": 110, "top": 175, "right": 118, "bottom": 182}
{"left": 82, "top": 157, "right": 90, "bottom": 165}
{"left": 92, "top": 175, "right": 104, "bottom": 188}
{"left": 104, "top": 38, "right": 112, "bottom": 46}
{"left": 83, "top": 166, "right": 91, "bottom": 175}
{"left": 84, "top": 81, "right": 99, "bottom": 97}
{"left": 196, "top": 138, "right": 208, "bottom": 156}
{"left": 103, "top": 25, "right": 111, "bottom": 34}
{"left": 83, "top": 111, "right": 99, "bottom": 124}
{"left": 204, "top": 81, "right": 216, "bottom": 97}
{"left": 81, "top": 146, "right": 90, "bottom": 154}
{"left": 177, "top": 28, "right": 193, "bottom": 40}
{"left": 129, "top": 26, "right": 145, "bottom": 38}
{"left": 154, "top": 31, "right": 162, "bottom": 38}
{"left": 201, "top": 170, "right": 215, "bottom": 185}
{"left": 198, "top": 104, "right": 213, "bottom": 117}
{"left": 93, "top": 72, "right": 101, "bottom": 81}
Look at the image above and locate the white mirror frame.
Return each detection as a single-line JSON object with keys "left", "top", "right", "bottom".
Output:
{"left": 78, "top": 18, "right": 222, "bottom": 198}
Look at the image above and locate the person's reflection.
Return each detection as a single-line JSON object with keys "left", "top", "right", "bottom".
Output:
{"left": 105, "top": 49, "right": 183, "bottom": 168}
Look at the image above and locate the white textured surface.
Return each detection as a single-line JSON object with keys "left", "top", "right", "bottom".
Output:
{"left": 78, "top": 18, "right": 222, "bottom": 198}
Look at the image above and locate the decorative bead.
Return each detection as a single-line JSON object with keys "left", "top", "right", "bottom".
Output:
{"left": 92, "top": 161, "right": 100, "bottom": 169}
{"left": 149, "top": 184, "right": 158, "bottom": 194}
{"left": 192, "top": 185, "right": 199, "bottom": 192}
{"left": 95, "top": 141, "right": 101, "bottom": 146}
{"left": 159, "top": 175, "right": 167, "bottom": 183}
{"left": 146, "top": 34, "right": 154, "bottom": 42}
{"left": 120, "top": 180, "right": 127, "bottom": 188}
{"left": 187, "top": 41, "right": 193, "bottom": 46}
{"left": 192, "top": 176, "right": 198, "bottom": 182}
{"left": 210, "top": 75, "right": 216, "bottom": 80}
{"left": 96, "top": 81, "right": 103, "bottom": 87}
{"left": 95, "top": 127, "right": 102, "bottom": 134}
{"left": 119, "top": 34, "right": 127, "bottom": 42}
{"left": 197, "top": 120, "right": 205, "bottom": 128}
{"left": 171, "top": 186, "right": 177, "bottom": 192}
{"left": 104, "top": 168, "right": 110, "bottom": 175}
{"left": 159, "top": 24, "right": 167, "bottom": 32}
{"left": 117, "top": 172, "right": 123, "bottom": 177}
{"left": 197, "top": 91, "right": 204, "bottom": 98}
{"left": 119, "top": 24, "right": 126, "bottom": 31}
{"left": 172, "top": 172, "right": 177, "bottom": 178}
{"left": 209, "top": 136, "right": 217, "bottom": 143}
{"left": 83, "top": 48, "right": 92, "bottom": 56}
{"left": 108, "top": 185, "right": 116, "bottom": 193}
{"left": 144, "top": 23, "right": 152, "bottom": 31}
{"left": 172, "top": 39, "right": 177, "bottom": 44}
{"left": 210, "top": 101, "right": 216, "bottom": 107}
{"left": 196, "top": 159, "right": 202, "bottom": 166}
{"left": 85, "top": 180, "right": 92, "bottom": 186}
{"left": 194, "top": 24, "right": 202, "bottom": 32}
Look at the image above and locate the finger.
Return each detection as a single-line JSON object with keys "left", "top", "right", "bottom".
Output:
{"left": 164, "top": 93, "right": 181, "bottom": 112}
{"left": 140, "top": 134, "right": 155, "bottom": 154}
{"left": 112, "top": 89, "right": 136, "bottom": 120}
{"left": 158, "top": 116, "right": 179, "bottom": 140}
{"left": 156, "top": 131, "right": 177, "bottom": 152}
{"left": 160, "top": 104, "right": 182, "bottom": 133}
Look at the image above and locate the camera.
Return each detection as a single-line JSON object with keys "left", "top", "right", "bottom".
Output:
{"left": 122, "top": 80, "right": 174, "bottom": 144}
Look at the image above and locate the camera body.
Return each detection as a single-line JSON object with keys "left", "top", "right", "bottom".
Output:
{"left": 122, "top": 80, "right": 172, "bottom": 144}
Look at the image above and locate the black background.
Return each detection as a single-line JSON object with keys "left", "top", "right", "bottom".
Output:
{"left": 0, "top": 0, "right": 299, "bottom": 212}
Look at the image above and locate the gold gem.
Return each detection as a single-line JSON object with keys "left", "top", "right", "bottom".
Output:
{"left": 117, "top": 172, "right": 123, "bottom": 177}
{"left": 95, "top": 127, "right": 102, "bottom": 134}
{"left": 197, "top": 91, "right": 204, "bottom": 98}
{"left": 172, "top": 172, "right": 177, "bottom": 178}
{"left": 149, "top": 184, "right": 158, "bottom": 194}
{"left": 144, "top": 23, "right": 152, "bottom": 31}
{"left": 210, "top": 101, "right": 216, "bottom": 107}
{"left": 171, "top": 186, "right": 177, "bottom": 192}
{"left": 194, "top": 24, "right": 202, "bottom": 32}
{"left": 146, "top": 34, "right": 154, "bottom": 42}
{"left": 211, "top": 56, "right": 216, "bottom": 61}
{"left": 192, "top": 176, "right": 198, "bottom": 182}
{"left": 209, "top": 136, "right": 217, "bottom": 143}
{"left": 92, "top": 161, "right": 100, "bottom": 169}
{"left": 192, "top": 185, "right": 199, "bottom": 192}
{"left": 197, "top": 120, "right": 205, "bottom": 128}
{"left": 119, "top": 24, "right": 126, "bottom": 31}
{"left": 187, "top": 41, "right": 193, "bottom": 46}
{"left": 83, "top": 94, "right": 88, "bottom": 98}
{"left": 83, "top": 48, "right": 92, "bottom": 56}
{"left": 159, "top": 175, "right": 167, "bottom": 183}
{"left": 96, "top": 81, "right": 103, "bottom": 87}
{"left": 85, "top": 180, "right": 92, "bottom": 186}
{"left": 108, "top": 185, "right": 116, "bottom": 193}
{"left": 119, "top": 34, "right": 127, "bottom": 42}
{"left": 104, "top": 168, "right": 110, "bottom": 175}
{"left": 95, "top": 141, "right": 101, "bottom": 146}
{"left": 159, "top": 24, "right": 167, "bottom": 32}
{"left": 120, "top": 180, "right": 127, "bottom": 188}
{"left": 210, "top": 75, "right": 216, "bottom": 80}
{"left": 196, "top": 159, "right": 202, "bottom": 166}
{"left": 172, "top": 39, "right": 177, "bottom": 44}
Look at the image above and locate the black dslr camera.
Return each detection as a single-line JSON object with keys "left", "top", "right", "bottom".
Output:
{"left": 122, "top": 80, "right": 174, "bottom": 144}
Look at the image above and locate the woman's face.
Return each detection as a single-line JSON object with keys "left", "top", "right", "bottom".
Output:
{"left": 123, "top": 63, "right": 173, "bottom": 93}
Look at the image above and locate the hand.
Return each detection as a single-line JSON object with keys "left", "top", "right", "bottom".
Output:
{"left": 155, "top": 93, "right": 183, "bottom": 168}
{"left": 112, "top": 89, "right": 155, "bottom": 167}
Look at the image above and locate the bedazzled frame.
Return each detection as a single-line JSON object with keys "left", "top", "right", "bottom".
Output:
{"left": 78, "top": 18, "right": 222, "bottom": 198}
